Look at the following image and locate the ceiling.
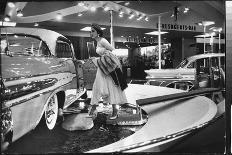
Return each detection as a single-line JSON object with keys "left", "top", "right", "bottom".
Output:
{"left": 1, "top": 1, "right": 225, "bottom": 46}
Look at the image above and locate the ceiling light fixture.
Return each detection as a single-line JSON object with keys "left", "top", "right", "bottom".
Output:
{"left": 145, "top": 31, "right": 168, "bottom": 35}
{"left": 209, "top": 27, "right": 222, "bottom": 33}
{"left": 56, "top": 13, "right": 63, "bottom": 21}
{"left": 78, "top": 13, "right": 83, "bottom": 17}
{"left": 125, "top": 2, "right": 130, "bottom": 6}
{"left": 4, "top": 15, "right": 11, "bottom": 22}
{"left": 78, "top": 2, "right": 84, "bottom": 7}
{"left": 8, "top": 2, "right": 15, "bottom": 8}
{"left": 196, "top": 21, "right": 215, "bottom": 27}
{"left": 183, "top": 7, "right": 189, "bottom": 13}
{"left": 34, "top": 23, "right": 39, "bottom": 26}
{"left": 128, "top": 13, "right": 134, "bottom": 19}
{"left": 90, "top": 6, "right": 96, "bottom": 12}
{"left": 0, "top": 21, "right": 16, "bottom": 27}
{"left": 81, "top": 26, "right": 106, "bottom": 31}
{"left": 145, "top": 16, "right": 149, "bottom": 21}
{"left": 104, "top": 6, "right": 109, "bottom": 11}
{"left": 16, "top": 10, "right": 23, "bottom": 17}
{"left": 137, "top": 15, "right": 143, "bottom": 21}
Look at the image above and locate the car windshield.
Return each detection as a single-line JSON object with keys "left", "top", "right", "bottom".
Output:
{"left": 1, "top": 34, "right": 50, "bottom": 56}
{"left": 176, "top": 58, "right": 189, "bottom": 68}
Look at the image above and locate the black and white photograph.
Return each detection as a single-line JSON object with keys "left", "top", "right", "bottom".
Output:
{"left": 0, "top": 0, "right": 230, "bottom": 154}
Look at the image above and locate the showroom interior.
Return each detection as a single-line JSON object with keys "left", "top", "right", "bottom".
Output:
{"left": 0, "top": 1, "right": 229, "bottom": 154}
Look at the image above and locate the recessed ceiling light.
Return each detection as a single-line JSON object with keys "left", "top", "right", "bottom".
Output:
{"left": 128, "top": 14, "right": 134, "bottom": 19}
{"left": 145, "top": 31, "right": 168, "bottom": 35}
{"left": 56, "top": 13, "right": 62, "bottom": 21}
{"left": 4, "top": 15, "right": 10, "bottom": 22}
{"left": 8, "top": 2, "right": 15, "bottom": 8}
{"left": 90, "top": 6, "right": 96, "bottom": 12}
{"left": 78, "top": 13, "right": 83, "bottom": 17}
{"left": 81, "top": 26, "right": 106, "bottom": 31}
{"left": 104, "top": 7, "right": 109, "bottom": 11}
{"left": 125, "top": 2, "right": 130, "bottom": 6}
{"left": 78, "top": 2, "right": 84, "bottom": 7}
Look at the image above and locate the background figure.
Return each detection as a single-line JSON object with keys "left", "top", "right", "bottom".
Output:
{"left": 88, "top": 23, "right": 128, "bottom": 120}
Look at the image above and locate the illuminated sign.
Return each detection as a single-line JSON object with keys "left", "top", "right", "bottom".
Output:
{"left": 156, "top": 23, "right": 196, "bottom": 31}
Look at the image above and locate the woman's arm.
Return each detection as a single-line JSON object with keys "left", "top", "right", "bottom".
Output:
{"left": 100, "top": 38, "right": 115, "bottom": 52}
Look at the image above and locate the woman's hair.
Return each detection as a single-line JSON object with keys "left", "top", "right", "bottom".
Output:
{"left": 91, "top": 23, "right": 103, "bottom": 37}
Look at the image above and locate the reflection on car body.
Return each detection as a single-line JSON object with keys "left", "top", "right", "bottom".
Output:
{"left": 1, "top": 27, "right": 86, "bottom": 150}
{"left": 145, "top": 53, "right": 225, "bottom": 91}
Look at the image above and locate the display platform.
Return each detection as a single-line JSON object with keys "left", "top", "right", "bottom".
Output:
{"left": 87, "top": 84, "right": 218, "bottom": 152}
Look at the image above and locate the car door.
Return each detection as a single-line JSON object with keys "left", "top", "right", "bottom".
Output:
{"left": 55, "top": 37, "right": 84, "bottom": 107}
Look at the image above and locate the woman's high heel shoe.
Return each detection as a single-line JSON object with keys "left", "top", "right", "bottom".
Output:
{"left": 109, "top": 107, "right": 119, "bottom": 120}
{"left": 109, "top": 114, "right": 118, "bottom": 120}
{"left": 87, "top": 105, "right": 97, "bottom": 118}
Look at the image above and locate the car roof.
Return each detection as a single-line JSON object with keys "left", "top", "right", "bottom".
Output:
{"left": 187, "top": 53, "right": 225, "bottom": 62}
{"left": 1, "top": 27, "right": 68, "bottom": 55}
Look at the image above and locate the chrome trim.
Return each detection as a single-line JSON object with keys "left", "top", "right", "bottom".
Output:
{"left": 2, "top": 72, "right": 76, "bottom": 109}
{"left": 115, "top": 114, "right": 223, "bottom": 152}
{"left": 2, "top": 78, "right": 58, "bottom": 101}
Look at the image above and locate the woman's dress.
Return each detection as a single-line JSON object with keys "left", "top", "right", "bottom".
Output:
{"left": 90, "top": 46, "right": 127, "bottom": 105}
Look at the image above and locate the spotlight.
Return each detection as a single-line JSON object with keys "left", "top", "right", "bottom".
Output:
{"left": 4, "top": 15, "right": 10, "bottom": 22}
{"left": 145, "top": 17, "right": 149, "bottom": 21}
{"left": 104, "top": 6, "right": 109, "bottom": 11}
{"left": 78, "top": 2, "right": 84, "bottom": 7}
{"left": 183, "top": 7, "right": 189, "bottom": 14}
{"left": 78, "top": 13, "right": 83, "bottom": 17}
{"left": 8, "top": 2, "right": 15, "bottom": 8}
{"left": 125, "top": 2, "right": 130, "bottom": 6}
{"left": 137, "top": 15, "right": 143, "bottom": 21}
{"left": 90, "top": 6, "right": 96, "bottom": 12}
{"left": 16, "top": 10, "right": 23, "bottom": 17}
{"left": 56, "top": 13, "right": 63, "bottom": 21}
{"left": 128, "top": 13, "right": 134, "bottom": 19}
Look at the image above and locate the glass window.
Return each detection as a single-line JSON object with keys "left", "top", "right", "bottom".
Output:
{"left": 196, "top": 58, "right": 210, "bottom": 74}
{"left": 211, "top": 57, "right": 219, "bottom": 68}
{"left": 176, "top": 58, "right": 188, "bottom": 68}
{"left": 56, "top": 40, "right": 73, "bottom": 58}
{"left": 1, "top": 34, "right": 50, "bottom": 56}
{"left": 220, "top": 56, "right": 225, "bottom": 71}
{"left": 187, "top": 62, "right": 195, "bottom": 68}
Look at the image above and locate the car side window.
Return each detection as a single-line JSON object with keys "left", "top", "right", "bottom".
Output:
{"left": 187, "top": 62, "right": 195, "bottom": 68}
{"left": 2, "top": 34, "right": 50, "bottom": 57}
{"left": 196, "top": 58, "right": 209, "bottom": 74}
{"left": 55, "top": 39, "right": 73, "bottom": 58}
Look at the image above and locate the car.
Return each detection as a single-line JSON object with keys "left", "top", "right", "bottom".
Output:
{"left": 1, "top": 27, "right": 87, "bottom": 151}
{"left": 145, "top": 53, "right": 225, "bottom": 91}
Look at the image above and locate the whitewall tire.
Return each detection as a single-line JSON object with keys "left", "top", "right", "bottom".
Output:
{"left": 44, "top": 94, "right": 58, "bottom": 130}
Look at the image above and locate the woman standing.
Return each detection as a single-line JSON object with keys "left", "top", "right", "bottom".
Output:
{"left": 88, "top": 23, "right": 128, "bottom": 120}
